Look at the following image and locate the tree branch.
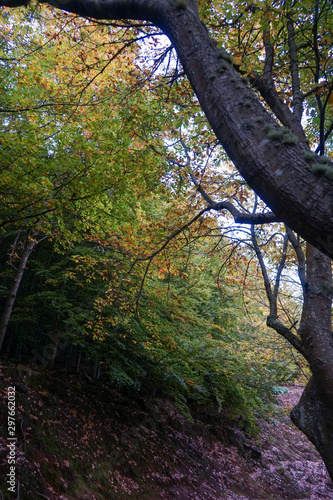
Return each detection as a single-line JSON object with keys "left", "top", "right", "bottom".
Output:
{"left": 266, "top": 316, "right": 308, "bottom": 359}
{"left": 212, "top": 200, "right": 281, "bottom": 224}
{"left": 273, "top": 230, "right": 289, "bottom": 303}
{"left": 250, "top": 219, "right": 306, "bottom": 358}
{"left": 185, "top": 153, "right": 281, "bottom": 224}
{"left": 250, "top": 222, "right": 274, "bottom": 310}
{"left": 249, "top": 71, "right": 306, "bottom": 139}
{"left": 287, "top": 17, "right": 303, "bottom": 122}
{"left": 263, "top": 27, "right": 274, "bottom": 84}
{"left": 285, "top": 227, "right": 306, "bottom": 287}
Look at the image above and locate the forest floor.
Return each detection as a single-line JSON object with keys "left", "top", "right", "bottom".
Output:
{"left": 0, "top": 360, "right": 333, "bottom": 499}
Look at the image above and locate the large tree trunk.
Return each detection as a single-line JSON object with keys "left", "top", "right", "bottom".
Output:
{"left": 291, "top": 245, "right": 333, "bottom": 481}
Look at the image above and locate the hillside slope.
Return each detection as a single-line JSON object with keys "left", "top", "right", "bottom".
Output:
{"left": 0, "top": 360, "right": 332, "bottom": 499}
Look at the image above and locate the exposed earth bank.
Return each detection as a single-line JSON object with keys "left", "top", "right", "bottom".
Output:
{"left": 0, "top": 361, "right": 333, "bottom": 499}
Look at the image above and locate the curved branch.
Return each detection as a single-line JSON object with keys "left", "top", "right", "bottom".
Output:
{"left": 213, "top": 200, "right": 280, "bottom": 224}
{"left": 138, "top": 206, "right": 210, "bottom": 262}
{"left": 187, "top": 161, "right": 281, "bottom": 224}
{"left": 267, "top": 316, "right": 308, "bottom": 359}
{"left": 249, "top": 222, "right": 306, "bottom": 358}
{"left": 315, "top": 118, "right": 333, "bottom": 153}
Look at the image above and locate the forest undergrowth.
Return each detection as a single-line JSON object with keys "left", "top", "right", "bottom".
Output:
{"left": 0, "top": 360, "right": 332, "bottom": 500}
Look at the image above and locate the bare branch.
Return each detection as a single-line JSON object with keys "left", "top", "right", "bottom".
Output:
{"left": 273, "top": 230, "right": 289, "bottom": 302}
{"left": 180, "top": 142, "right": 282, "bottom": 225}
{"left": 285, "top": 227, "right": 306, "bottom": 287}
{"left": 250, "top": 223, "right": 274, "bottom": 310}
{"left": 212, "top": 200, "right": 281, "bottom": 224}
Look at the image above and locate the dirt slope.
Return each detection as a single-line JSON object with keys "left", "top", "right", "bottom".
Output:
{"left": 253, "top": 386, "right": 333, "bottom": 500}
{"left": 0, "top": 361, "right": 333, "bottom": 499}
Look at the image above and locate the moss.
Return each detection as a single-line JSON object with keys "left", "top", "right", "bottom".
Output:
{"left": 304, "top": 150, "right": 317, "bottom": 162}
{"left": 282, "top": 134, "right": 298, "bottom": 145}
{"left": 31, "top": 423, "right": 63, "bottom": 456}
{"left": 315, "top": 282, "right": 333, "bottom": 295}
{"left": 265, "top": 125, "right": 298, "bottom": 145}
{"left": 317, "top": 154, "right": 333, "bottom": 165}
{"left": 209, "top": 74, "right": 216, "bottom": 81}
{"left": 175, "top": 0, "right": 188, "bottom": 9}
{"left": 218, "top": 60, "right": 229, "bottom": 73}
{"left": 267, "top": 129, "right": 286, "bottom": 140}
{"left": 311, "top": 163, "right": 333, "bottom": 179}
{"left": 241, "top": 121, "right": 254, "bottom": 131}
{"left": 305, "top": 152, "right": 333, "bottom": 178}
{"left": 217, "top": 50, "right": 234, "bottom": 64}
{"left": 254, "top": 116, "right": 264, "bottom": 124}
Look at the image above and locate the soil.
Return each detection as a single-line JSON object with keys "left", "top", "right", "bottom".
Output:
{"left": 1, "top": 361, "right": 333, "bottom": 499}
{"left": 254, "top": 386, "right": 333, "bottom": 500}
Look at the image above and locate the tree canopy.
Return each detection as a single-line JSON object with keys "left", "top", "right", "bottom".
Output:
{"left": 1, "top": 0, "right": 332, "bottom": 256}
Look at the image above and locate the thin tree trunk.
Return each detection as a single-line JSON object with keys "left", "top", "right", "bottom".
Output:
{"left": 0, "top": 234, "right": 37, "bottom": 353}
{"left": 76, "top": 346, "right": 82, "bottom": 373}
{"left": 65, "top": 343, "right": 73, "bottom": 370}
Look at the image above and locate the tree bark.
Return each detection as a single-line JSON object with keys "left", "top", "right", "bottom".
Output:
{"left": 0, "top": 234, "right": 37, "bottom": 353}
{"left": 291, "top": 378, "right": 333, "bottom": 482}
{"left": 1, "top": 0, "right": 333, "bottom": 257}
{"left": 290, "top": 245, "right": 333, "bottom": 481}
{"left": 299, "top": 245, "right": 333, "bottom": 405}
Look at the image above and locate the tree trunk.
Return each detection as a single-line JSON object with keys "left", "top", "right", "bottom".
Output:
{"left": 0, "top": 234, "right": 37, "bottom": 353}
{"left": 291, "top": 378, "right": 333, "bottom": 481}
{"left": 291, "top": 245, "right": 333, "bottom": 481}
